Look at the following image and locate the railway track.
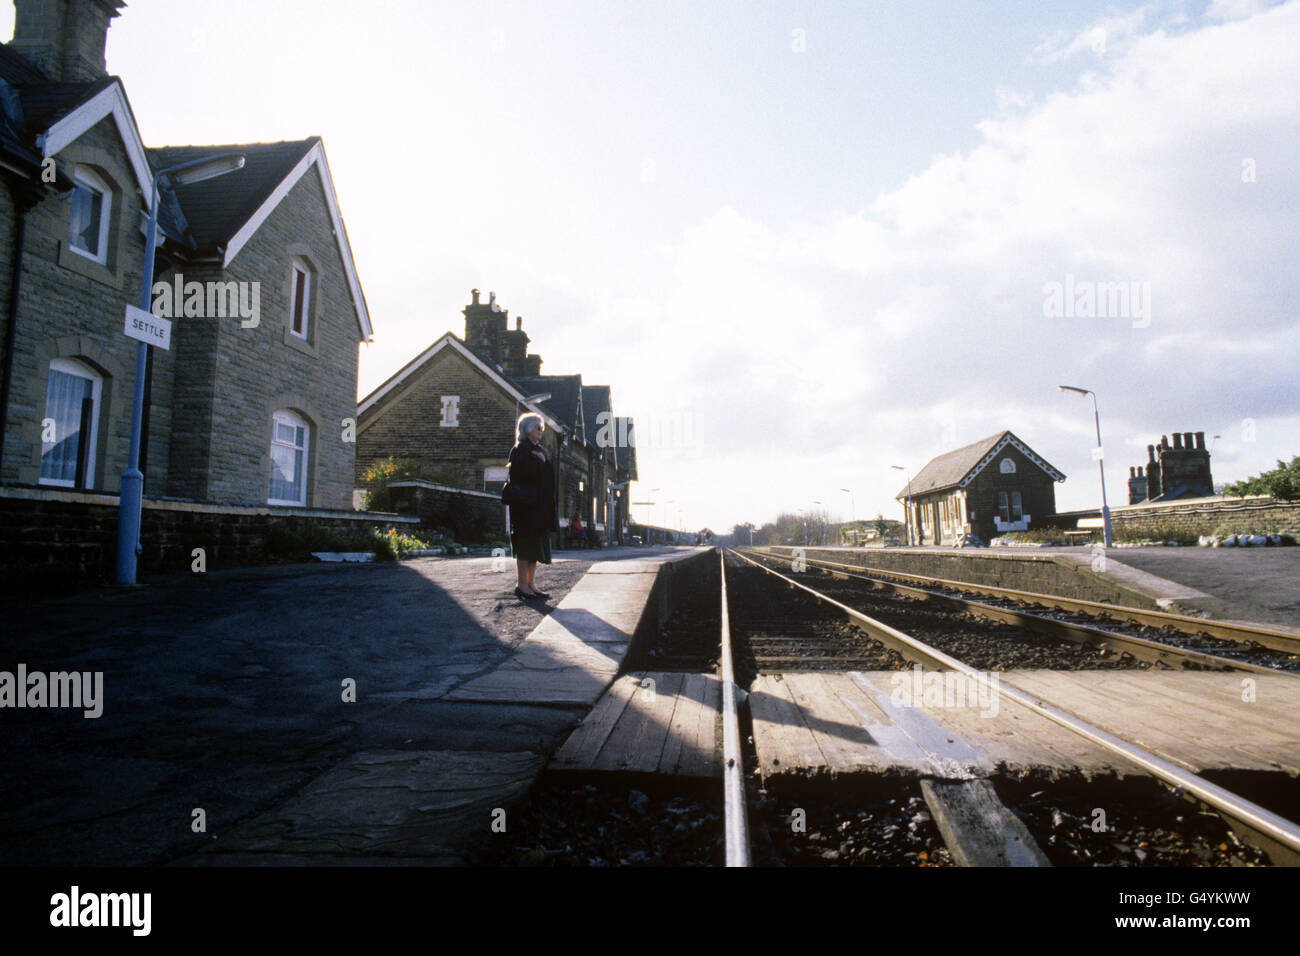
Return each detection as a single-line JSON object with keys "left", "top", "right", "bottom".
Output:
{"left": 719, "top": 547, "right": 1300, "bottom": 867}
{"left": 756, "top": 547, "right": 1300, "bottom": 654}
{"left": 736, "top": 547, "right": 1300, "bottom": 675}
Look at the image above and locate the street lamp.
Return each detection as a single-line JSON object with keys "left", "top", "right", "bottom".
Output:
{"left": 1059, "top": 384, "right": 1113, "bottom": 548}
{"left": 890, "top": 464, "right": 914, "bottom": 546}
{"left": 515, "top": 392, "right": 551, "bottom": 430}
{"left": 812, "top": 499, "right": 824, "bottom": 545}
{"left": 840, "top": 488, "right": 855, "bottom": 546}
{"left": 116, "top": 152, "right": 245, "bottom": 585}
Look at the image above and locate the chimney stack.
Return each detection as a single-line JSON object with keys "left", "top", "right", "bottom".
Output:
{"left": 9, "top": 0, "right": 126, "bottom": 82}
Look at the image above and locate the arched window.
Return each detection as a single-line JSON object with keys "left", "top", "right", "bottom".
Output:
{"left": 999, "top": 457, "right": 1016, "bottom": 474}
{"left": 268, "top": 409, "right": 310, "bottom": 505}
{"left": 41, "top": 357, "right": 102, "bottom": 488}
{"left": 68, "top": 168, "right": 112, "bottom": 264}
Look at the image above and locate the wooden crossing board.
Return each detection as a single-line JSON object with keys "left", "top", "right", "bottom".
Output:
{"left": 749, "top": 670, "right": 1300, "bottom": 780}
{"left": 550, "top": 671, "right": 722, "bottom": 777}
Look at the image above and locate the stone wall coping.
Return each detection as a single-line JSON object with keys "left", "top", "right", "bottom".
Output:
{"left": 0, "top": 485, "right": 421, "bottom": 523}
{"left": 1112, "top": 494, "right": 1277, "bottom": 514}
{"left": 388, "top": 479, "right": 500, "bottom": 500}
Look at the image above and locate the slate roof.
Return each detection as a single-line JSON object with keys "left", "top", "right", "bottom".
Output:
{"left": 16, "top": 76, "right": 114, "bottom": 132}
{"left": 513, "top": 374, "right": 583, "bottom": 434}
{"left": 0, "top": 43, "right": 50, "bottom": 86}
{"left": 581, "top": 385, "right": 611, "bottom": 447}
{"left": 148, "top": 139, "right": 316, "bottom": 252}
{"left": 896, "top": 431, "right": 1065, "bottom": 499}
{"left": 614, "top": 416, "right": 637, "bottom": 479}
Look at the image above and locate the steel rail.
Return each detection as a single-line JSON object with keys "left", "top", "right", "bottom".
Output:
{"left": 754, "top": 546, "right": 1300, "bottom": 654}
{"left": 736, "top": 548, "right": 1292, "bottom": 677}
{"left": 726, "top": 548, "right": 1300, "bottom": 865}
{"left": 718, "top": 550, "right": 751, "bottom": 866}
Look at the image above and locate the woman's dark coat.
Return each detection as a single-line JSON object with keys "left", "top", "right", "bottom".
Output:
{"left": 506, "top": 438, "right": 558, "bottom": 537}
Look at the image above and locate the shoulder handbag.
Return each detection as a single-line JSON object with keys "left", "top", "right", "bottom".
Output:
{"left": 501, "top": 481, "right": 538, "bottom": 507}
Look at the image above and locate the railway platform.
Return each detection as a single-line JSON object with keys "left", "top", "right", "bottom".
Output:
{"left": 0, "top": 544, "right": 710, "bottom": 866}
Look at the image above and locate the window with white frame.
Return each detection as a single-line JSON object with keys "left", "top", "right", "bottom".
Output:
{"left": 998, "top": 491, "right": 1010, "bottom": 523}
{"left": 1010, "top": 490, "right": 1023, "bottom": 521}
{"left": 40, "top": 358, "right": 101, "bottom": 488}
{"left": 68, "top": 168, "right": 111, "bottom": 264}
{"left": 268, "top": 410, "right": 309, "bottom": 505}
{"left": 289, "top": 258, "right": 312, "bottom": 338}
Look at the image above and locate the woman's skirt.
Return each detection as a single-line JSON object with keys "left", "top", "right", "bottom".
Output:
{"left": 511, "top": 532, "right": 553, "bottom": 564}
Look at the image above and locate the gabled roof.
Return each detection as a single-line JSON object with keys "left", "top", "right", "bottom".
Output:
{"left": 357, "top": 332, "right": 563, "bottom": 432}
{"left": 581, "top": 385, "right": 612, "bottom": 448}
{"left": 514, "top": 374, "right": 584, "bottom": 435}
{"left": 614, "top": 417, "right": 637, "bottom": 480}
{"left": 896, "top": 430, "right": 1065, "bottom": 499}
{"left": 150, "top": 140, "right": 313, "bottom": 249}
{"left": 31, "top": 77, "right": 155, "bottom": 211}
{"left": 150, "top": 138, "right": 371, "bottom": 341}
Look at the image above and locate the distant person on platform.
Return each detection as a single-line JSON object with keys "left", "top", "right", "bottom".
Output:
{"left": 506, "top": 413, "right": 558, "bottom": 600}
{"left": 569, "top": 515, "right": 587, "bottom": 547}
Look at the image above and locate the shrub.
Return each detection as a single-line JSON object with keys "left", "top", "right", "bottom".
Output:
{"left": 1113, "top": 521, "right": 1198, "bottom": 545}
{"left": 1225, "top": 456, "right": 1300, "bottom": 501}
{"left": 360, "top": 457, "right": 431, "bottom": 512}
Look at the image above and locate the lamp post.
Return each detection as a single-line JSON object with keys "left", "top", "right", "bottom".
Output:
{"left": 514, "top": 392, "right": 551, "bottom": 431}
{"left": 840, "top": 488, "right": 855, "bottom": 546}
{"left": 812, "top": 499, "right": 825, "bottom": 545}
{"left": 116, "top": 152, "right": 245, "bottom": 585}
{"left": 890, "top": 464, "right": 913, "bottom": 546}
{"left": 1059, "top": 384, "right": 1113, "bottom": 548}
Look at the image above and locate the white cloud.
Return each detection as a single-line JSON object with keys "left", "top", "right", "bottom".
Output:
{"left": 638, "top": 1, "right": 1300, "bottom": 529}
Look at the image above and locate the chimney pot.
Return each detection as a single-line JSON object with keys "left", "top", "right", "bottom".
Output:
{"left": 1147, "top": 444, "right": 1155, "bottom": 461}
{"left": 1196, "top": 431, "right": 1206, "bottom": 449}
{"left": 1184, "top": 431, "right": 1194, "bottom": 449}
{"left": 1173, "top": 433, "right": 1184, "bottom": 449}
{"left": 471, "top": 289, "right": 480, "bottom": 305}
{"left": 516, "top": 316, "right": 522, "bottom": 331}
{"left": 1161, "top": 435, "right": 1169, "bottom": 449}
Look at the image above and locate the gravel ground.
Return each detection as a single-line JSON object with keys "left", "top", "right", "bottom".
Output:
{"left": 782, "top": 556, "right": 1300, "bottom": 672}
{"left": 1002, "top": 783, "right": 1273, "bottom": 866}
{"left": 730, "top": 555, "right": 1146, "bottom": 671}
{"left": 724, "top": 555, "right": 910, "bottom": 684}
{"left": 625, "top": 555, "right": 721, "bottom": 672}
{"left": 749, "top": 789, "right": 954, "bottom": 866}
{"left": 468, "top": 783, "right": 724, "bottom": 866}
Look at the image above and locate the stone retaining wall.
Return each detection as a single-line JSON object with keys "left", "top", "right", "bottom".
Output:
{"left": 1109, "top": 496, "right": 1300, "bottom": 538}
{"left": 386, "top": 480, "right": 508, "bottom": 543}
{"left": 762, "top": 545, "right": 1165, "bottom": 610}
{"left": 0, "top": 485, "right": 420, "bottom": 587}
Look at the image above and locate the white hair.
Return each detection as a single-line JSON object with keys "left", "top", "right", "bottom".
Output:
{"left": 517, "top": 412, "right": 544, "bottom": 443}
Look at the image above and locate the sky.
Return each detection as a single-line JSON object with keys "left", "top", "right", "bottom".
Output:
{"left": 12, "top": 0, "right": 1296, "bottom": 533}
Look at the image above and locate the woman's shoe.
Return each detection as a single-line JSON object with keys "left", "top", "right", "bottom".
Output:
{"left": 514, "top": 587, "right": 537, "bottom": 600}
{"left": 532, "top": 589, "right": 552, "bottom": 600}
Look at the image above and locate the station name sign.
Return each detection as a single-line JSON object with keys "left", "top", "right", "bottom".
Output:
{"left": 123, "top": 304, "right": 172, "bottom": 350}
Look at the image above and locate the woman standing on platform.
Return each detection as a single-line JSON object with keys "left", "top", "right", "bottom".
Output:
{"left": 505, "top": 412, "right": 558, "bottom": 600}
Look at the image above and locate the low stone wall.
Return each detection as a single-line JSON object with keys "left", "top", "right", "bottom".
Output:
{"left": 761, "top": 545, "right": 1166, "bottom": 610}
{"left": 387, "top": 480, "right": 507, "bottom": 543}
{"left": 1109, "top": 495, "right": 1300, "bottom": 538}
{"left": 0, "top": 485, "right": 420, "bottom": 587}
